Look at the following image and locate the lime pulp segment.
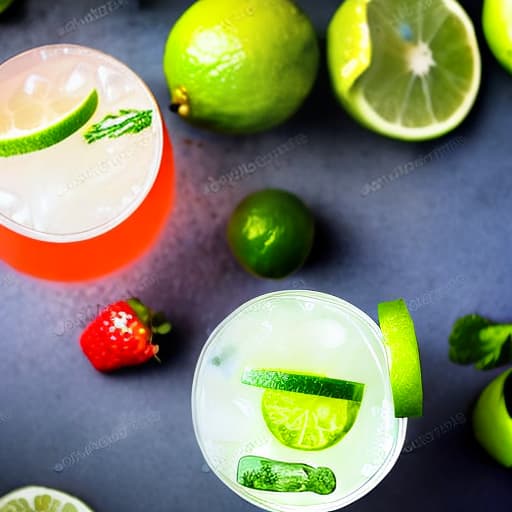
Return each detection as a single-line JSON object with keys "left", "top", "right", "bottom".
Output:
{"left": 328, "top": 0, "right": 481, "bottom": 140}
{"left": 0, "top": 486, "right": 94, "bottom": 512}
{"left": 378, "top": 299, "right": 423, "bottom": 418}
{"left": 242, "top": 368, "right": 365, "bottom": 402}
{"left": 0, "top": 88, "right": 98, "bottom": 157}
{"left": 262, "top": 389, "right": 361, "bottom": 451}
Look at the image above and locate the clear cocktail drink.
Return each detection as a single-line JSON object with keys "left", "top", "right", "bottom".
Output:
{"left": 192, "top": 290, "right": 406, "bottom": 511}
{"left": 0, "top": 44, "right": 174, "bottom": 281}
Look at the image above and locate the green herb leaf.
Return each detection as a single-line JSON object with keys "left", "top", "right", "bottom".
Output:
{"left": 84, "top": 109, "right": 152, "bottom": 144}
{"left": 449, "top": 314, "right": 512, "bottom": 370}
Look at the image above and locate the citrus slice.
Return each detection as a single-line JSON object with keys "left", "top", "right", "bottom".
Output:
{"left": 261, "top": 389, "right": 361, "bottom": 451}
{"left": 0, "top": 87, "right": 98, "bottom": 157}
{"left": 242, "top": 368, "right": 365, "bottom": 401}
{"left": 327, "top": 0, "right": 481, "bottom": 141}
{"left": 473, "top": 368, "right": 512, "bottom": 467}
{"left": 0, "top": 486, "right": 94, "bottom": 511}
{"left": 378, "top": 299, "right": 423, "bottom": 417}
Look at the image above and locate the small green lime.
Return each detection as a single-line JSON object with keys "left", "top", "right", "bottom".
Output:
{"left": 483, "top": 0, "right": 512, "bottom": 74}
{"left": 473, "top": 368, "right": 512, "bottom": 467}
{"left": 163, "top": 0, "right": 319, "bottom": 133}
{"left": 227, "top": 189, "right": 314, "bottom": 279}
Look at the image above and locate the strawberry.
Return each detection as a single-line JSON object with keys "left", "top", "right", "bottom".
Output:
{"left": 80, "top": 298, "right": 171, "bottom": 372}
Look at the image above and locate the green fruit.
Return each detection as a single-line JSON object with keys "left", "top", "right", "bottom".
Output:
{"left": 378, "top": 299, "right": 423, "bottom": 418}
{"left": 483, "top": 0, "right": 512, "bottom": 74}
{"left": 327, "top": 0, "right": 481, "bottom": 141}
{"left": 0, "top": 0, "right": 14, "bottom": 14}
{"left": 163, "top": 0, "right": 319, "bottom": 133}
{"left": 227, "top": 189, "right": 314, "bottom": 279}
{"left": 473, "top": 368, "right": 512, "bottom": 467}
{"left": 0, "top": 486, "right": 94, "bottom": 511}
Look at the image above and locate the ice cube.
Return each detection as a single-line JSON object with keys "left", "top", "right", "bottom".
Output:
{"left": 23, "top": 74, "right": 51, "bottom": 99}
{"left": 0, "top": 190, "right": 20, "bottom": 214}
{"left": 63, "top": 64, "right": 92, "bottom": 95}
{"left": 97, "top": 65, "right": 135, "bottom": 103}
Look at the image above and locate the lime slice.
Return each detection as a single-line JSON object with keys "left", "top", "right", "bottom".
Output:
{"left": 473, "top": 368, "right": 512, "bottom": 467}
{"left": 378, "top": 299, "right": 423, "bottom": 417}
{"left": 242, "top": 368, "right": 365, "bottom": 401}
{"left": 261, "top": 389, "right": 361, "bottom": 451}
{"left": 0, "top": 88, "right": 98, "bottom": 157}
{"left": 0, "top": 486, "right": 94, "bottom": 511}
{"left": 327, "top": 0, "right": 481, "bottom": 141}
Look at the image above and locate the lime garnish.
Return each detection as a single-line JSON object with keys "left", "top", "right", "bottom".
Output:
{"left": 327, "top": 0, "right": 481, "bottom": 141}
{"left": 261, "top": 389, "right": 361, "bottom": 451}
{"left": 0, "top": 88, "right": 98, "bottom": 157}
{"left": 378, "top": 299, "right": 423, "bottom": 418}
{"left": 0, "top": 486, "right": 94, "bottom": 511}
{"left": 242, "top": 368, "right": 365, "bottom": 401}
{"left": 473, "top": 368, "right": 512, "bottom": 467}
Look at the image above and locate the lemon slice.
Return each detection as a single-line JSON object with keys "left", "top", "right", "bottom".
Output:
{"left": 0, "top": 87, "right": 98, "bottom": 157}
{"left": 473, "top": 368, "right": 512, "bottom": 467}
{"left": 0, "top": 486, "right": 94, "bottom": 511}
{"left": 378, "top": 299, "right": 423, "bottom": 418}
{"left": 327, "top": 0, "right": 481, "bottom": 141}
{"left": 261, "top": 389, "right": 361, "bottom": 451}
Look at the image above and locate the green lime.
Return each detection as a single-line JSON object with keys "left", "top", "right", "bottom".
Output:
{"left": 0, "top": 486, "right": 94, "bottom": 511}
{"left": 242, "top": 368, "right": 365, "bottom": 401}
{"left": 483, "top": 0, "right": 512, "bottom": 74}
{"left": 261, "top": 389, "right": 361, "bottom": 451}
{"left": 0, "top": 88, "right": 98, "bottom": 157}
{"left": 163, "top": 0, "right": 319, "bottom": 133}
{"left": 327, "top": 0, "right": 481, "bottom": 141}
{"left": 378, "top": 299, "right": 423, "bottom": 418}
{"left": 227, "top": 189, "right": 314, "bottom": 279}
{"left": 0, "top": 0, "right": 14, "bottom": 14}
{"left": 473, "top": 368, "right": 512, "bottom": 467}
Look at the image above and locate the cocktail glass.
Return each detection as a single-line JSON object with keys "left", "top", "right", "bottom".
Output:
{"left": 192, "top": 290, "right": 407, "bottom": 512}
{"left": 0, "top": 44, "right": 174, "bottom": 281}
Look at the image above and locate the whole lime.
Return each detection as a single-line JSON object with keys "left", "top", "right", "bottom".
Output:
{"left": 227, "top": 189, "right": 314, "bottom": 279}
{"left": 163, "top": 0, "right": 319, "bottom": 134}
{"left": 483, "top": 0, "right": 512, "bottom": 74}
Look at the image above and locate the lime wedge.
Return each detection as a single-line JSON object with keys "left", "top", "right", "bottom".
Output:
{"left": 378, "top": 299, "right": 423, "bottom": 417}
{"left": 261, "top": 389, "right": 361, "bottom": 451}
{"left": 327, "top": 0, "right": 481, "bottom": 141}
{"left": 0, "top": 88, "right": 98, "bottom": 157}
{"left": 0, "top": 486, "right": 94, "bottom": 511}
{"left": 473, "top": 368, "right": 512, "bottom": 467}
{"left": 242, "top": 369, "right": 365, "bottom": 401}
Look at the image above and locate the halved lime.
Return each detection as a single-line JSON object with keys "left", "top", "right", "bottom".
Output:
{"left": 262, "top": 389, "right": 361, "bottom": 451}
{"left": 242, "top": 368, "right": 365, "bottom": 401}
{"left": 327, "top": 0, "right": 481, "bottom": 140}
{"left": 0, "top": 486, "right": 94, "bottom": 511}
{"left": 0, "top": 88, "right": 98, "bottom": 157}
{"left": 473, "top": 368, "right": 512, "bottom": 467}
{"left": 378, "top": 299, "right": 423, "bottom": 417}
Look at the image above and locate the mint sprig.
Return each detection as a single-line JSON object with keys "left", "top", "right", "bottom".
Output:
{"left": 84, "top": 109, "right": 152, "bottom": 144}
{"left": 449, "top": 314, "right": 512, "bottom": 370}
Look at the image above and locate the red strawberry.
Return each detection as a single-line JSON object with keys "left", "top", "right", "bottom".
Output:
{"left": 80, "top": 298, "right": 171, "bottom": 372}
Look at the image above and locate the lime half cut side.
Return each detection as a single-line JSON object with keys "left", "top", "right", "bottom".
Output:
{"left": 0, "top": 486, "right": 94, "bottom": 512}
{"left": 378, "top": 299, "right": 423, "bottom": 418}
{"left": 262, "top": 389, "right": 362, "bottom": 451}
{"left": 0, "top": 87, "right": 98, "bottom": 157}
{"left": 327, "top": 0, "right": 481, "bottom": 141}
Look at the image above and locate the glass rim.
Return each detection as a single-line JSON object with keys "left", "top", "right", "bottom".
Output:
{"left": 0, "top": 43, "right": 163, "bottom": 243}
{"left": 192, "top": 289, "right": 408, "bottom": 512}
